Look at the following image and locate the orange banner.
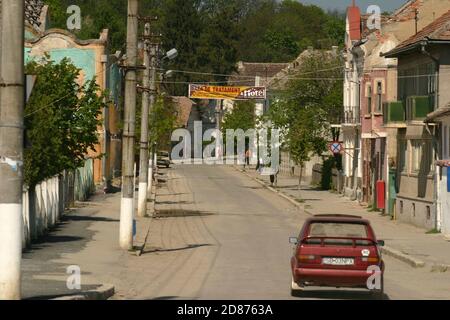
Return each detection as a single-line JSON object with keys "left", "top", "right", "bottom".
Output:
{"left": 189, "top": 84, "right": 266, "bottom": 100}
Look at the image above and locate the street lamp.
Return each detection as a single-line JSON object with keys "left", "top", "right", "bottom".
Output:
{"left": 165, "top": 48, "right": 178, "bottom": 61}
{"left": 165, "top": 70, "right": 174, "bottom": 78}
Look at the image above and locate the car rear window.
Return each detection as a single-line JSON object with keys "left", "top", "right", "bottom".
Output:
{"left": 308, "top": 222, "right": 368, "bottom": 239}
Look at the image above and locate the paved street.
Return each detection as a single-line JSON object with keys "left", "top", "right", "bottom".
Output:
{"left": 22, "top": 164, "right": 450, "bottom": 300}
{"left": 141, "top": 165, "right": 450, "bottom": 300}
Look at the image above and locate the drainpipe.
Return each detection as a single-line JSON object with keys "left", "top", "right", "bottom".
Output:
{"left": 421, "top": 41, "right": 440, "bottom": 230}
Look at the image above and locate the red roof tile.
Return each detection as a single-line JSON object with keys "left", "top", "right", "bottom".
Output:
{"left": 395, "top": 9, "right": 450, "bottom": 50}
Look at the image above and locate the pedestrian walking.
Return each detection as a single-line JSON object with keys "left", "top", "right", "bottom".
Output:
{"left": 244, "top": 149, "right": 251, "bottom": 170}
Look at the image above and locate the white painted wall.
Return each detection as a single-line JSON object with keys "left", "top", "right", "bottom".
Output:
{"left": 439, "top": 120, "right": 450, "bottom": 236}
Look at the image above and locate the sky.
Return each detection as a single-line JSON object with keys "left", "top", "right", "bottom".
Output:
{"left": 298, "top": 0, "right": 409, "bottom": 13}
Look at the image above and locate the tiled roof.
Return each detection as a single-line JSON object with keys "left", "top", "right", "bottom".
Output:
{"left": 228, "top": 62, "right": 289, "bottom": 86}
{"left": 425, "top": 105, "right": 450, "bottom": 122}
{"left": 266, "top": 48, "right": 338, "bottom": 90}
{"left": 386, "top": 9, "right": 450, "bottom": 55}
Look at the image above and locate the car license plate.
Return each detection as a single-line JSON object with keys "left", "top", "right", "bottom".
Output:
{"left": 322, "top": 257, "right": 355, "bottom": 266}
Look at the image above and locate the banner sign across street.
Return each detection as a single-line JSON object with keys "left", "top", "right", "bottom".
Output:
{"left": 189, "top": 84, "right": 266, "bottom": 100}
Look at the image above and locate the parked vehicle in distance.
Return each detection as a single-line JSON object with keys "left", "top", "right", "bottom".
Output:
{"left": 157, "top": 151, "right": 171, "bottom": 168}
{"left": 289, "top": 214, "right": 385, "bottom": 299}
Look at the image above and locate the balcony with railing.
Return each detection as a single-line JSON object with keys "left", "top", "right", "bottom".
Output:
{"left": 383, "top": 101, "right": 405, "bottom": 127}
{"left": 343, "top": 106, "right": 360, "bottom": 125}
{"left": 406, "top": 95, "right": 434, "bottom": 123}
{"left": 383, "top": 95, "right": 435, "bottom": 127}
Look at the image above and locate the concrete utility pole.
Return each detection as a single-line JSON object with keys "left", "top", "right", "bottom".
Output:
{"left": 0, "top": 0, "right": 25, "bottom": 300}
{"left": 101, "top": 53, "right": 110, "bottom": 193}
{"left": 215, "top": 100, "right": 223, "bottom": 161}
{"left": 255, "top": 76, "right": 263, "bottom": 166}
{"left": 137, "top": 23, "right": 152, "bottom": 218}
{"left": 147, "top": 36, "right": 158, "bottom": 198}
{"left": 120, "top": 0, "right": 139, "bottom": 250}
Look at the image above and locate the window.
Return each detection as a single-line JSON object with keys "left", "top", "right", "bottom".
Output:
{"left": 399, "top": 140, "right": 408, "bottom": 173}
{"left": 367, "top": 84, "right": 372, "bottom": 114}
{"left": 411, "top": 140, "right": 423, "bottom": 173}
{"left": 309, "top": 222, "right": 368, "bottom": 238}
{"left": 376, "top": 81, "right": 383, "bottom": 113}
{"left": 398, "top": 63, "right": 437, "bottom": 108}
{"left": 411, "top": 140, "right": 433, "bottom": 173}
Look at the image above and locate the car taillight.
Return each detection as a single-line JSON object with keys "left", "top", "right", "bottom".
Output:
{"left": 362, "top": 257, "right": 379, "bottom": 263}
{"left": 298, "top": 255, "right": 317, "bottom": 263}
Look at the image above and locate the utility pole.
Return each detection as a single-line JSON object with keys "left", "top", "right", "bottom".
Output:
{"left": 120, "top": 0, "right": 139, "bottom": 250}
{"left": 147, "top": 35, "right": 158, "bottom": 199}
{"left": 101, "top": 53, "right": 110, "bottom": 193}
{"left": 255, "top": 76, "right": 263, "bottom": 166}
{"left": 215, "top": 100, "right": 222, "bottom": 160}
{"left": 0, "top": 0, "right": 25, "bottom": 300}
{"left": 137, "top": 22, "right": 152, "bottom": 217}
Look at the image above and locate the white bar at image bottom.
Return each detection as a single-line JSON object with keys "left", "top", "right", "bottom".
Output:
{"left": 0, "top": 204, "right": 23, "bottom": 300}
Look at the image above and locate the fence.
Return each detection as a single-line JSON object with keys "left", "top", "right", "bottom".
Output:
{"left": 311, "top": 163, "right": 344, "bottom": 193}
{"left": 279, "top": 151, "right": 323, "bottom": 185}
{"left": 21, "top": 159, "right": 95, "bottom": 248}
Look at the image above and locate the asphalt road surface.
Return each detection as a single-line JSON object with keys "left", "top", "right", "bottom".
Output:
{"left": 130, "top": 164, "right": 450, "bottom": 300}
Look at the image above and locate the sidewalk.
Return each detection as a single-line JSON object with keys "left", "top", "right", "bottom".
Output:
{"left": 22, "top": 181, "right": 155, "bottom": 300}
{"left": 236, "top": 165, "right": 450, "bottom": 270}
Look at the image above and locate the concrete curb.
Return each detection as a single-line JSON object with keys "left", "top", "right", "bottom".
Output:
{"left": 431, "top": 264, "right": 450, "bottom": 273}
{"left": 52, "top": 284, "right": 115, "bottom": 300}
{"left": 381, "top": 246, "right": 426, "bottom": 268}
{"left": 234, "top": 166, "right": 431, "bottom": 269}
{"left": 234, "top": 166, "right": 312, "bottom": 215}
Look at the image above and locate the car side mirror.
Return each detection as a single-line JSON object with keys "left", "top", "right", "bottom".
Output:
{"left": 377, "top": 240, "right": 385, "bottom": 247}
{"left": 289, "top": 237, "right": 298, "bottom": 245}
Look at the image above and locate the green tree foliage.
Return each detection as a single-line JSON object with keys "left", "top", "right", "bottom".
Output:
{"left": 265, "top": 51, "right": 343, "bottom": 187}
{"left": 222, "top": 101, "right": 256, "bottom": 132}
{"left": 24, "top": 57, "right": 106, "bottom": 187}
{"left": 148, "top": 96, "right": 178, "bottom": 152}
{"left": 44, "top": 1, "right": 345, "bottom": 94}
{"left": 45, "top": 0, "right": 128, "bottom": 52}
{"left": 237, "top": 0, "right": 345, "bottom": 62}
{"left": 158, "top": 0, "right": 204, "bottom": 96}
{"left": 221, "top": 101, "right": 256, "bottom": 154}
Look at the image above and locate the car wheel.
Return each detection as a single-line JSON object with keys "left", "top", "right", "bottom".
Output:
{"left": 371, "top": 275, "right": 384, "bottom": 300}
{"left": 291, "top": 277, "right": 304, "bottom": 297}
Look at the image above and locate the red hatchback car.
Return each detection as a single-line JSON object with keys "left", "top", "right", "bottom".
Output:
{"left": 290, "top": 214, "right": 385, "bottom": 298}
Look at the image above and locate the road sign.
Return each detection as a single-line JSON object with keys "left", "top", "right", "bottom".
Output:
{"left": 329, "top": 141, "right": 343, "bottom": 155}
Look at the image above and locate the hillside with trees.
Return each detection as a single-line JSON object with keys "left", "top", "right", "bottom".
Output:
{"left": 44, "top": 0, "right": 345, "bottom": 95}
